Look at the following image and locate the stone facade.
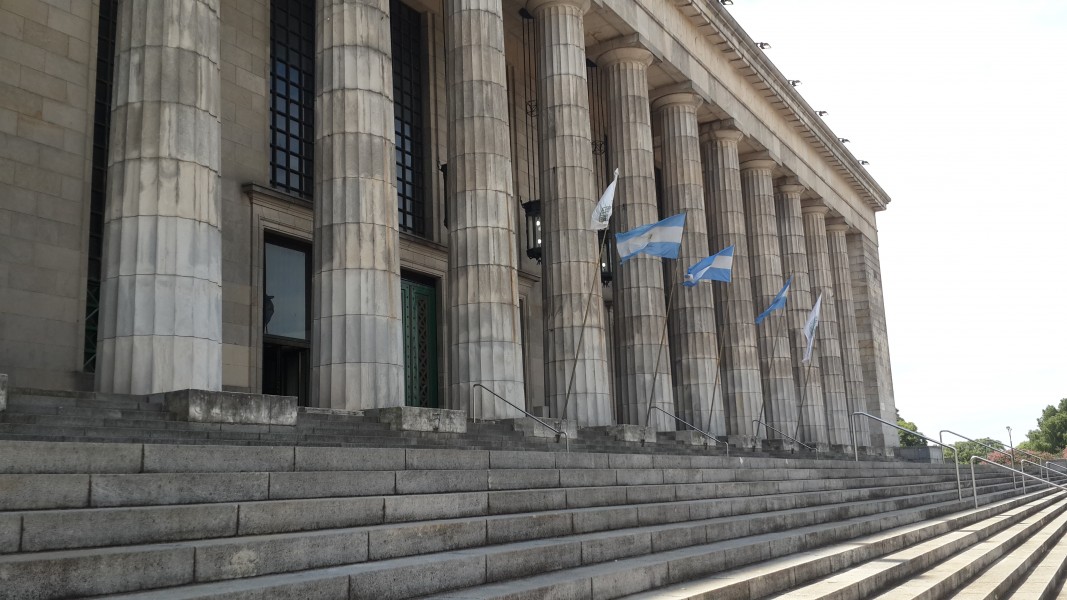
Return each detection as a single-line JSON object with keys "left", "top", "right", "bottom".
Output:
{"left": 0, "top": 0, "right": 898, "bottom": 451}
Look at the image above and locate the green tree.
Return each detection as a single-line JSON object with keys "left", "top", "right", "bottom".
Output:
{"left": 1025, "top": 399, "right": 1067, "bottom": 454}
{"left": 896, "top": 409, "right": 926, "bottom": 448}
{"left": 943, "top": 437, "right": 1002, "bottom": 464}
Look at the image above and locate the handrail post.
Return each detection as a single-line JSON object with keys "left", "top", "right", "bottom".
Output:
{"left": 855, "top": 412, "right": 961, "bottom": 500}
{"left": 971, "top": 458, "right": 979, "bottom": 509}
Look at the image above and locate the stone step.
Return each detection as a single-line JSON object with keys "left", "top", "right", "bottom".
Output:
{"left": 1005, "top": 515, "right": 1067, "bottom": 599}
{"left": 609, "top": 488, "right": 1063, "bottom": 600}
{"left": 769, "top": 488, "right": 1065, "bottom": 599}
{"left": 946, "top": 499, "right": 1067, "bottom": 599}
{"left": 0, "top": 478, "right": 998, "bottom": 599}
{"left": 104, "top": 482, "right": 1039, "bottom": 600}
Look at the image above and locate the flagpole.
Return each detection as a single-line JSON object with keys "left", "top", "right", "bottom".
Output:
{"left": 705, "top": 315, "right": 728, "bottom": 434}
{"left": 644, "top": 281, "right": 678, "bottom": 428}
{"left": 559, "top": 231, "right": 610, "bottom": 421}
{"left": 793, "top": 338, "right": 818, "bottom": 443}
{"left": 753, "top": 309, "right": 788, "bottom": 442}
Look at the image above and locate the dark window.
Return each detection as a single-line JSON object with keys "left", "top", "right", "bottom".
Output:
{"left": 83, "top": 0, "right": 119, "bottom": 372}
{"left": 263, "top": 235, "right": 311, "bottom": 406}
{"left": 391, "top": 0, "right": 427, "bottom": 236}
{"left": 270, "top": 0, "right": 314, "bottom": 198}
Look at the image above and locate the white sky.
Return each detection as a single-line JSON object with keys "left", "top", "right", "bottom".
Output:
{"left": 727, "top": 0, "right": 1067, "bottom": 445}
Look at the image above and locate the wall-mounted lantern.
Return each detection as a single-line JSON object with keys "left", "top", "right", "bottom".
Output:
{"left": 522, "top": 200, "right": 542, "bottom": 263}
{"left": 599, "top": 230, "right": 613, "bottom": 284}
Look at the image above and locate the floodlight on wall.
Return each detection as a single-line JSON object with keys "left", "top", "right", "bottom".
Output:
{"left": 816, "top": 110, "right": 828, "bottom": 116}
{"left": 522, "top": 200, "right": 543, "bottom": 263}
{"left": 859, "top": 160, "right": 870, "bottom": 166}
{"left": 719, "top": 0, "right": 733, "bottom": 5}
{"left": 788, "top": 79, "right": 801, "bottom": 86}
{"left": 838, "top": 137, "right": 850, "bottom": 143}
{"left": 756, "top": 42, "right": 771, "bottom": 49}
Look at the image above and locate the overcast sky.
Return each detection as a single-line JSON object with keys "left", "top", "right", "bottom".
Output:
{"left": 727, "top": 0, "right": 1067, "bottom": 445}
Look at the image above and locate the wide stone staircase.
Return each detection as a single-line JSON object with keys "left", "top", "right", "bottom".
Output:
{"left": 1, "top": 389, "right": 1066, "bottom": 599}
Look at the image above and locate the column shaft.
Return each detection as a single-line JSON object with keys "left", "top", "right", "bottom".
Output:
{"left": 775, "top": 183, "right": 828, "bottom": 446}
{"left": 602, "top": 48, "right": 673, "bottom": 431}
{"left": 828, "top": 221, "right": 869, "bottom": 447}
{"left": 740, "top": 160, "right": 797, "bottom": 440}
{"left": 533, "top": 0, "right": 612, "bottom": 425}
{"left": 446, "top": 0, "right": 525, "bottom": 417}
{"left": 802, "top": 204, "right": 851, "bottom": 448}
{"left": 98, "top": 0, "right": 223, "bottom": 394}
{"left": 701, "top": 125, "right": 763, "bottom": 440}
{"left": 654, "top": 94, "right": 724, "bottom": 435}
{"left": 312, "top": 0, "right": 404, "bottom": 409}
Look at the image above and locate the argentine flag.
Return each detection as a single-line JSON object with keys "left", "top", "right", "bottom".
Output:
{"left": 615, "top": 213, "right": 686, "bottom": 263}
{"left": 754, "top": 276, "right": 792, "bottom": 325}
{"left": 683, "top": 246, "right": 734, "bottom": 286}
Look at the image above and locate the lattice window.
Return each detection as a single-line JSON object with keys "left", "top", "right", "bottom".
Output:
{"left": 270, "top": 0, "right": 315, "bottom": 198}
{"left": 83, "top": 0, "right": 119, "bottom": 372}
{"left": 391, "top": 0, "right": 427, "bottom": 236}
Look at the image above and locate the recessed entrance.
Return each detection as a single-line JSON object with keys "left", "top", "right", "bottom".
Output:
{"left": 262, "top": 234, "right": 311, "bottom": 406}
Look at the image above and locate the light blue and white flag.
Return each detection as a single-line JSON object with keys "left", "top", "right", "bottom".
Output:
{"left": 802, "top": 293, "right": 822, "bottom": 364}
{"left": 615, "top": 213, "right": 686, "bottom": 262}
{"left": 754, "top": 276, "right": 792, "bottom": 325}
{"left": 683, "top": 245, "right": 734, "bottom": 286}
{"left": 591, "top": 168, "right": 619, "bottom": 230}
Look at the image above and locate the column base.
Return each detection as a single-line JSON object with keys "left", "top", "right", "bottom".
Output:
{"left": 728, "top": 435, "right": 761, "bottom": 451}
{"left": 829, "top": 443, "right": 855, "bottom": 456}
{"left": 161, "top": 389, "right": 297, "bottom": 426}
{"left": 504, "top": 417, "right": 578, "bottom": 440}
{"left": 367, "top": 406, "right": 467, "bottom": 433}
{"left": 0, "top": 373, "right": 6, "bottom": 413}
{"left": 587, "top": 424, "right": 657, "bottom": 445}
{"left": 663, "top": 430, "right": 723, "bottom": 448}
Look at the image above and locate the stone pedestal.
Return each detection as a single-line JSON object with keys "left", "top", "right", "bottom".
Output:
{"left": 740, "top": 157, "right": 798, "bottom": 440}
{"left": 665, "top": 430, "right": 722, "bottom": 447}
{"left": 531, "top": 0, "right": 613, "bottom": 426}
{"left": 446, "top": 0, "right": 526, "bottom": 420}
{"left": 802, "top": 202, "right": 851, "bottom": 448}
{"left": 368, "top": 406, "right": 467, "bottom": 433}
{"left": 600, "top": 46, "right": 673, "bottom": 432}
{"left": 653, "top": 92, "right": 725, "bottom": 437}
{"left": 827, "top": 219, "right": 869, "bottom": 447}
{"left": 313, "top": 0, "right": 404, "bottom": 410}
{"left": 506, "top": 417, "right": 578, "bottom": 440}
{"left": 97, "top": 0, "right": 223, "bottom": 395}
{"left": 163, "top": 390, "right": 297, "bottom": 426}
{"left": 774, "top": 180, "right": 828, "bottom": 447}
{"left": 590, "top": 424, "right": 658, "bottom": 444}
{"left": 702, "top": 124, "right": 763, "bottom": 438}
{"left": 0, "top": 373, "right": 6, "bottom": 413}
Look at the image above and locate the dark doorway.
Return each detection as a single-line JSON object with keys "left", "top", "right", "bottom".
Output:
{"left": 401, "top": 274, "right": 439, "bottom": 408}
{"left": 262, "top": 235, "right": 311, "bottom": 406}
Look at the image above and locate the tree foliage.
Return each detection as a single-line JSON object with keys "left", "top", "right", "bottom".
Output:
{"left": 895, "top": 410, "right": 926, "bottom": 448}
{"left": 1025, "top": 399, "right": 1067, "bottom": 454}
{"left": 943, "top": 437, "right": 1002, "bottom": 464}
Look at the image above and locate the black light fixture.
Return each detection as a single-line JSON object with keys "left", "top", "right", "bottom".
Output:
{"left": 838, "top": 137, "right": 850, "bottom": 143}
{"left": 756, "top": 42, "right": 771, "bottom": 49}
{"left": 598, "top": 231, "right": 613, "bottom": 285}
{"left": 522, "top": 200, "right": 542, "bottom": 263}
{"left": 788, "top": 79, "right": 801, "bottom": 86}
{"left": 816, "top": 110, "right": 828, "bottom": 116}
{"left": 719, "top": 0, "right": 733, "bottom": 5}
{"left": 859, "top": 160, "right": 870, "bottom": 166}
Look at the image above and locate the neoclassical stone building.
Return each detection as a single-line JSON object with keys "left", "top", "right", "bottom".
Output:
{"left": 0, "top": 0, "right": 897, "bottom": 451}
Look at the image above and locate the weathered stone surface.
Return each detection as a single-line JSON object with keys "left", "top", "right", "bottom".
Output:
{"left": 0, "top": 546, "right": 195, "bottom": 599}
{"left": 532, "top": 0, "right": 613, "bottom": 426}
{"left": 0, "top": 441, "right": 142, "bottom": 474}
{"left": 827, "top": 219, "right": 869, "bottom": 447}
{"left": 163, "top": 389, "right": 297, "bottom": 426}
{"left": 143, "top": 444, "right": 293, "bottom": 473}
{"left": 268, "top": 471, "right": 395, "bottom": 500}
{"left": 368, "top": 406, "right": 466, "bottom": 433}
{"left": 194, "top": 530, "right": 368, "bottom": 581}
{"left": 91, "top": 473, "right": 269, "bottom": 507}
{"left": 505, "top": 417, "right": 577, "bottom": 440}
{"left": 21, "top": 503, "right": 238, "bottom": 551}
{"left": 588, "top": 424, "right": 657, "bottom": 444}
{"left": 0, "top": 474, "right": 89, "bottom": 509}
{"left": 0, "top": 374, "right": 7, "bottom": 412}
{"left": 294, "top": 447, "right": 405, "bottom": 472}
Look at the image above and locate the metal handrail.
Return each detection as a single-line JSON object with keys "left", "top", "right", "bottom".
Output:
{"left": 752, "top": 420, "right": 818, "bottom": 455}
{"left": 970, "top": 456, "right": 1066, "bottom": 509}
{"left": 649, "top": 406, "right": 729, "bottom": 456}
{"left": 851, "top": 412, "right": 962, "bottom": 500}
{"left": 472, "top": 384, "right": 569, "bottom": 452}
{"left": 1046, "top": 462, "right": 1067, "bottom": 477}
{"left": 988, "top": 439, "right": 1048, "bottom": 468}
{"left": 1020, "top": 459, "right": 1049, "bottom": 486}
{"left": 940, "top": 430, "right": 1018, "bottom": 490}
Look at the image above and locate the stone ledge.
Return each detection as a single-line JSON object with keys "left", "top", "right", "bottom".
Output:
{"left": 0, "top": 374, "right": 7, "bottom": 413}
{"left": 365, "top": 406, "right": 466, "bottom": 433}
{"left": 162, "top": 389, "right": 297, "bottom": 426}
{"left": 587, "top": 424, "right": 657, "bottom": 445}
{"left": 504, "top": 417, "right": 578, "bottom": 440}
{"left": 663, "top": 430, "right": 723, "bottom": 447}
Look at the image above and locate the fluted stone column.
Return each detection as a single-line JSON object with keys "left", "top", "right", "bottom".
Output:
{"left": 802, "top": 202, "right": 851, "bottom": 449}
{"left": 740, "top": 157, "right": 798, "bottom": 442}
{"left": 827, "top": 219, "right": 869, "bottom": 447}
{"left": 601, "top": 47, "right": 673, "bottom": 431}
{"left": 653, "top": 93, "right": 724, "bottom": 436}
{"left": 849, "top": 233, "right": 898, "bottom": 452}
{"left": 312, "top": 0, "right": 404, "bottom": 410}
{"left": 446, "top": 0, "right": 525, "bottom": 418}
{"left": 532, "top": 0, "right": 612, "bottom": 425}
{"left": 701, "top": 125, "right": 763, "bottom": 442}
{"left": 775, "top": 180, "right": 828, "bottom": 447}
{"left": 98, "top": 0, "right": 223, "bottom": 394}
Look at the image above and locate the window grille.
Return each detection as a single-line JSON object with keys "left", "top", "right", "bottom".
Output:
{"left": 391, "top": 0, "right": 427, "bottom": 236}
{"left": 270, "top": 0, "right": 315, "bottom": 198}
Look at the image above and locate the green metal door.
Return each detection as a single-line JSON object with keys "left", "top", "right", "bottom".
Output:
{"left": 401, "top": 277, "right": 439, "bottom": 408}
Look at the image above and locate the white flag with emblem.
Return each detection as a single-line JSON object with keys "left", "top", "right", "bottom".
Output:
{"left": 802, "top": 293, "right": 822, "bottom": 364}
{"left": 591, "top": 168, "right": 619, "bottom": 230}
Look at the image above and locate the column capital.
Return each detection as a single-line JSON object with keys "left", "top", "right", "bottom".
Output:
{"left": 739, "top": 152, "right": 776, "bottom": 172}
{"left": 801, "top": 199, "right": 829, "bottom": 215}
{"left": 650, "top": 91, "right": 702, "bottom": 112}
{"left": 525, "top": 0, "right": 590, "bottom": 15}
{"left": 776, "top": 177, "right": 806, "bottom": 196}
{"left": 825, "top": 217, "right": 851, "bottom": 233}
{"left": 596, "top": 46, "right": 653, "bottom": 68}
{"left": 701, "top": 123, "right": 744, "bottom": 143}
